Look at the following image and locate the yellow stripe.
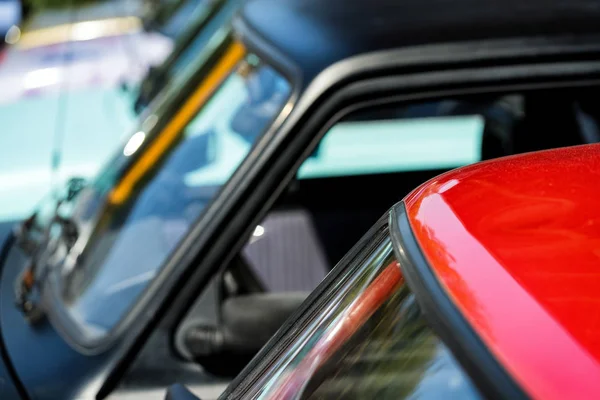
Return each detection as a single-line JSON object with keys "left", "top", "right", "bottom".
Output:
{"left": 17, "top": 17, "right": 142, "bottom": 49}
{"left": 109, "top": 41, "right": 246, "bottom": 205}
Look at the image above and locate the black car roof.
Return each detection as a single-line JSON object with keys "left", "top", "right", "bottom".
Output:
{"left": 240, "top": 0, "right": 600, "bottom": 82}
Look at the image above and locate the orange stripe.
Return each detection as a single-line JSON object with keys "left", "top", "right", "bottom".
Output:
{"left": 109, "top": 41, "right": 246, "bottom": 204}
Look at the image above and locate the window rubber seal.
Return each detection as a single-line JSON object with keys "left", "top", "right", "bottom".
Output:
{"left": 390, "top": 202, "right": 528, "bottom": 400}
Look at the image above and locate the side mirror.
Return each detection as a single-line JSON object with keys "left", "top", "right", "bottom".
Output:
{"left": 182, "top": 292, "right": 307, "bottom": 376}
{"left": 165, "top": 384, "right": 201, "bottom": 400}
{"left": 220, "top": 292, "right": 307, "bottom": 352}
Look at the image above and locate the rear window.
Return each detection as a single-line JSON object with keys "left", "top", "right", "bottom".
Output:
{"left": 235, "top": 233, "right": 482, "bottom": 400}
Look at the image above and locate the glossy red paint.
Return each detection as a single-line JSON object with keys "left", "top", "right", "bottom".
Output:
{"left": 404, "top": 143, "right": 600, "bottom": 400}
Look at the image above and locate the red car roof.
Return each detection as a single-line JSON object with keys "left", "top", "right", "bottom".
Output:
{"left": 404, "top": 143, "right": 600, "bottom": 400}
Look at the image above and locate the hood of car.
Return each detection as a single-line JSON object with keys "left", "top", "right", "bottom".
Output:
{"left": 403, "top": 143, "right": 600, "bottom": 400}
{"left": 0, "top": 220, "right": 15, "bottom": 248}
{"left": 0, "top": 222, "right": 25, "bottom": 399}
{"left": 0, "top": 351, "right": 24, "bottom": 398}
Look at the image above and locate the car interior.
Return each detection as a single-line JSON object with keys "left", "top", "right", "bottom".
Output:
{"left": 174, "top": 86, "right": 600, "bottom": 378}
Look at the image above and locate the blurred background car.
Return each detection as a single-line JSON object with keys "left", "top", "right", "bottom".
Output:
{"left": 0, "top": 0, "right": 191, "bottom": 242}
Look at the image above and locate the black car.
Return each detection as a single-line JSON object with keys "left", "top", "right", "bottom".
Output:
{"left": 3, "top": 0, "right": 600, "bottom": 398}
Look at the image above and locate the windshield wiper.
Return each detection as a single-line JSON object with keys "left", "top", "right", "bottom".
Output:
{"left": 15, "top": 177, "right": 85, "bottom": 254}
{"left": 14, "top": 177, "right": 86, "bottom": 323}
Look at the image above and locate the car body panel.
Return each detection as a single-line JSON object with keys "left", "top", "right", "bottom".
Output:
{"left": 404, "top": 143, "right": 600, "bottom": 400}
{"left": 241, "top": 0, "right": 600, "bottom": 85}
{"left": 0, "top": 353, "right": 21, "bottom": 399}
{"left": 0, "top": 221, "right": 15, "bottom": 250}
{"left": 0, "top": 243, "right": 112, "bottom": 399}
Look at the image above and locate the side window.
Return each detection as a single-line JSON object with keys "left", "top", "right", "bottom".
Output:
{"left": 235, "top": 90, "right": 600, "bottom": 297}
{"left": 298, "top": 114, "right": 485, "bottom": 179}
{"left": 296, "top": 96, "right": 534, "bottom": 179}
{"left": 238, "top": 97, "right": 527, "bottom": 297}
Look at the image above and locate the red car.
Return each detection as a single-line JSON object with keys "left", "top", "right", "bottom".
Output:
{"left": 197, "top": 143, "right": 600, "bottom": 400}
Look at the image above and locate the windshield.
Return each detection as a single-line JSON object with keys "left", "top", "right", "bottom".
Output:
{"left": 53, "top": 46, "right": 291, "bottom": 340}
{"left": 234, "top": 233, "right": 482, "bottom": 400}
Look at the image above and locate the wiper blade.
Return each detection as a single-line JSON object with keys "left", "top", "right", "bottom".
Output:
{"left": 13, "top": 211, "right": 40, "bottom": 256}
{"left": 15, "top": 177, "right": 85, "bottom": 254}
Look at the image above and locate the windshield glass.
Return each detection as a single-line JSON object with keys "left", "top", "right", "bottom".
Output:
{"left": 236, "top": 233, "right": 482, "bottom": 400}
{"left": 54, "top": 46, "right": 291, "bottom": 339}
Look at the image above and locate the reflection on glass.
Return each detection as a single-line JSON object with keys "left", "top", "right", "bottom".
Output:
{"left": 169, "top": 0, "right": 240, "bottom": 79}
{"left": 247, "top": 236, "right": 481, "bottom": 400}
{"left": 57, "top": 54, "right": 291, "bottom": 338}
{"left": 157, "top": 0, "right": 205, "bottom": 40}
{"left": 123, "top": 131, "right": 146, "bottom": 156}
{"left": 135, "top": 0, "right": 241, "bottom": 114}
